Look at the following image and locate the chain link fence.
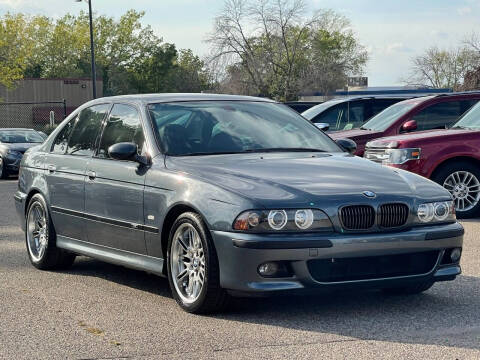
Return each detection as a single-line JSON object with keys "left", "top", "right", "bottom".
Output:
{"left": 0, "top": 100, "right": 68, "bottom": 132}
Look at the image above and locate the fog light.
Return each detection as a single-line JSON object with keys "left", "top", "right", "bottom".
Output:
{"left": 258, "top": 262, "right": 279, "bottom": 277}
{"left": 450, "top": 248, "right": 462, "bottom": 262}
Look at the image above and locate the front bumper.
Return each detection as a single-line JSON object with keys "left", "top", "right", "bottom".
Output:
{"left": 211, "top": 222, "right": 463, "bottom": 294}
{"left": 4, "top": 153, "right": 23, "bottom": 174}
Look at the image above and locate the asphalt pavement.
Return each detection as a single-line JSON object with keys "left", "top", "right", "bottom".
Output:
{"left": 1, "top": 179, "right": 480, "bottom": 359}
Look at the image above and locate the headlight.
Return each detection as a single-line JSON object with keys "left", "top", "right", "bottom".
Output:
{"left": 416, "top": 201, "right": 455, "bottom": 224}
{"left": 233, "top": 209, "right": 332, "bottom": 232}
{"left": 383, "top": 148, "right": 420, "bottom": 165}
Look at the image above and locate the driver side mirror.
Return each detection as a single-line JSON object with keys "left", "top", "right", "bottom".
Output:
{"left": 401, "top": 120, "right": 417, "bottom": 132}
{"left": 108, "top": 142, "right": 149, "bottom": 165}
{"left": 336, "top": 138, "right": 357, "bottom": 155}
{"left": 314, "top": 122, "right": 330, "bottom": 131}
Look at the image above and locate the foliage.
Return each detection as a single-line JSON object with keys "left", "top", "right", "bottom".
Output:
{"left": 0, "top": 10, "right": 211, "bottom": 95}
{"left": 405, "top": 46, "right": 480, "bottom": 90}
{"left": 0, "top": 14, "right": 33, "bottom": 87}
{"left": 206, "top": 0, "right": 368, "bottom": 101}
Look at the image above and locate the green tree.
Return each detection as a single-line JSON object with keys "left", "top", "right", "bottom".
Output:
{"left": 0, "top": 14, "right": 33, "bottom": 87}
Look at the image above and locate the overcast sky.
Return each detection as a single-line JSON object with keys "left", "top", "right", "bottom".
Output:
{"left": 1, "top": 0, "right": 479, "bottom": 86}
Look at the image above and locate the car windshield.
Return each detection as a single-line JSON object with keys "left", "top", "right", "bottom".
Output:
{"left": 361, "top": 97, "right": 432, "bottom": 131}
{"left": 451, "top": 102, "right": 480, "bottom": 129}
{"left": 148, "top": 101, "right": 341, "bottom": 156}
{"left": 301, "top": 99, "right": 344, "bottom": 120}
{"left": 0, "top": 130, "right": 44, "bottom": 143}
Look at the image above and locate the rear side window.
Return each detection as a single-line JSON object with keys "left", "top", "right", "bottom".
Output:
{"left": 66, "top": 104, "right": 110, "bottom": 156}
{"left": 412, "top": 100, "right": 478, "bottom": 131}
{"left": 97, "top": 104, "right": 145, "bottom": 158}
{"left": 51, "top": 117, "right": 76, "bottom": 154}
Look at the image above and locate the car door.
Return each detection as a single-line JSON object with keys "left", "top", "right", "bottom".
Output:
{"left": 45, "top": 104, "right": 111, "bottom": 241}
{"left": 84, "top": 103, "right": 148, "bottom": 254}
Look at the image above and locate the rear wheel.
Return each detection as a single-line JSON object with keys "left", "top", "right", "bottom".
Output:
{"left": 382, "top": 280, "right": 434, "bottom": 295}
{"left": 26, "top": 193, "right": 76, "bottom": 270}
{"left": 432, "top": 161, "right": 480, "bottom": 219}
{"left": 167, "top": 212, "right": 228, "bottom": 314}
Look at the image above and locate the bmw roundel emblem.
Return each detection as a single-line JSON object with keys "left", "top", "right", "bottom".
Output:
{"left": 363, "top": 191, "right": 376, "bottom": 198}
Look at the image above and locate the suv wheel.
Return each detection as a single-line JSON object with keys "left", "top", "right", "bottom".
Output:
{"left": 26, "top": 193, "right": 76, "bottom": 270}
{"left": 432, "top": 161, "right": 480, "bottom": 218}
{"left": 167, "top": 212, "right": 228, "bottom": 314}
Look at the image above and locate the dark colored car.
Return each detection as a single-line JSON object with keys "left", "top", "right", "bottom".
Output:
{"left": 302, "top": 96, "right": 416, "bottom": 132}
{"left": 284, "top": 101, "right": 322, "bottom": 113}
{"left": 329, "top": 93, "right": 480, "bottom": 156}
{"left": 365, "top": 101, "right": 480, "bottom": 218}
{"left": 15, "top": 94, "right": 463, "bottom": 314}
{"left": 0, "top": 128, "right": 44, "bottom": 179}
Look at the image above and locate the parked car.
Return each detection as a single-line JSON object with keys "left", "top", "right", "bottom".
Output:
{"left": 0, "top": 128, "right": 45, "bottom": 179}
{"left": 302, "top": 96, "right": 416, "bottom": 132}
{"left": 365, "top": 100, "right": 480, "bottom": 218}
{"left": 15, "top": 94, "right": 463, "bottom": 314}
{"left": 329, "top": 92, "right": 480, "bottom": 156}
{"left": 284, "top": 101, "right": 322, "bottom": 113}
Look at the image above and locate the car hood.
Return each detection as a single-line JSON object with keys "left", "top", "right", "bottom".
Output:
{"left": 165, "top": 152, "right": 450, "bottom": 207}
{"left": 0, "top": 142, "right": 40, "bottom": 153}
{"left": 329, "top": 128, "right": 383, "bottom": 141}
{"left": 368, "top": 129, "right": 474, "bottom": 146}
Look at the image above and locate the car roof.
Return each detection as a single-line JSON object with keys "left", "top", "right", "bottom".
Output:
{"left": 0, "top": 128, "right": 36, "bottom": 131}
{"left": 88, "top": 93, "right": 276, "bottom": 105}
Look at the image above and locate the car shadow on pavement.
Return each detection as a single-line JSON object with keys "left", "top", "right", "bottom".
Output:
{"left": 60, "top": 256, "right": 480, "bottom": 350}
{"left": 60, "top": 256, "right": 172, "bottom": 298}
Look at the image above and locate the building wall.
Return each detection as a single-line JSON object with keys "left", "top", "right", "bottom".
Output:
{"left": 0, "top": 78, "right": 103, "bottom": 129}
{"left": 0, "top": 78, "right": 102, "bottom": 107}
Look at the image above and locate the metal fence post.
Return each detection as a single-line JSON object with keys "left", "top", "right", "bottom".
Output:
{"left": 63, "top": 99, "right": 67, "bottom": 119}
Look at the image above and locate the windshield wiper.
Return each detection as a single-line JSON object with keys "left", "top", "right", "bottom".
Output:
{"left": 359, "top": 126, "right": 371, "bottom": 130}
{"left": 451, "top": 125, "right": 471, "bottom": 130}
{"left": 243, "top": 148, "right": 327, "bottom": 153}
{"left": 170, "top": 151, "right": 244, "bottom": 156}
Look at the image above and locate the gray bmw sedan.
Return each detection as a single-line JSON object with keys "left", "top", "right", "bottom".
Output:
{"left": 15, "top": 94, "right": 463, "bottom": 313}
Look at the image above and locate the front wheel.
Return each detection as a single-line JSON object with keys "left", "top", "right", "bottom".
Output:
{"left": 432, "top": 161, "right": 480, "bottom": 218}
{"left": 167, "top": 212, "right": 228, "bottom": 314}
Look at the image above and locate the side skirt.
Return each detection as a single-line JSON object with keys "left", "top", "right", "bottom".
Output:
{"left": 56, "top": 235, "right": 165, "bottom": 276}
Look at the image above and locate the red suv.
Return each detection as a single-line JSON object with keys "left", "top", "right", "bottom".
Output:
{"left": 329, "top": 93, "right": 480, "bottom": 156}
{"left": 365, "top": 101, "right": 480, "bottom": 218}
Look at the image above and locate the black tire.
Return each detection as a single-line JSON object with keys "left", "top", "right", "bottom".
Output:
{"left": 382, "top": 280, "right": 434, "bottom": 295}
{"left": 0, "top": 157, "right": 8, "bottom": 179}
{"left": 432, "top": 161, "right": 480, "bottom": 219}
{"left": 166, "top": 212, "right": 228, "bottom": 314}
{"left": 25, "top": 193, "right": 76, "bottom": 270}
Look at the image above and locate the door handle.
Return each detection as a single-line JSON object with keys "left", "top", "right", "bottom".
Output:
{"left": 87, "top": 170, "right": 96, "bottom": 180}
{"left": 47, "top": 165, "right": 56, "bottom": 173}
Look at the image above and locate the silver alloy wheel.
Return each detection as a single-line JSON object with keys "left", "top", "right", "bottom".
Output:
{"left": 443, "top": 170, "right": 480, "bottom": 212}
{"left": 170, "top": 223, "right": 206, "bottom": 304}
{"left": 26, "top": 202, "right": 48, "bottom": 262}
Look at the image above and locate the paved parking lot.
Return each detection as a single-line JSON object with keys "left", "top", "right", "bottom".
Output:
{"left": 1, "top": 179, "right": 480, "bottom": 359}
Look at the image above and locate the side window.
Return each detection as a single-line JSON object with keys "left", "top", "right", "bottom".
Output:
{"left": 313, "top": 103, "right": 347, "bottom": 131}
{"left": 67, "top": 104, "right": 110, "bottom": 156}
{"left": 412, "top": 101, "right": 473, "bottom": 131}
{"left": 97, "top": 104, "right": 145, "bottom": 159}
{"left": 51, "top": 117, "right": 76, "bottom": 154}
{"left": 370, "top": 99, "right": 398, "bottom": 117}
{"left": 346, "top": 102, "right": 365, "bottom": 130}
